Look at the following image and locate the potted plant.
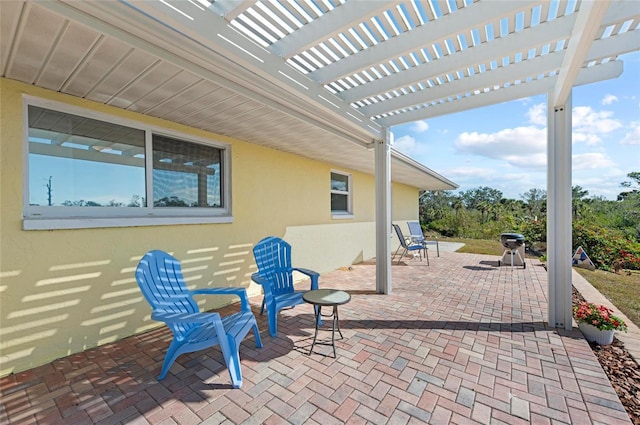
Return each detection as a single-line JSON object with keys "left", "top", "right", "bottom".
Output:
{"left": 573, "top": 302, "right": 628, "bottom": 345}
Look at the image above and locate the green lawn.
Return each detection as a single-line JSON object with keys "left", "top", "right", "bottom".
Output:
{"left": 442, "top": 237, "right": 640, "bottom": 328}
{"left": 443, "top": 237, "right": 503, "bottom": 256}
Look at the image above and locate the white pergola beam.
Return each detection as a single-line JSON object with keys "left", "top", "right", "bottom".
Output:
{"left": 309, "top": 0, "right": 539, "bottom": 84}
{"left": 553, "top": 0, "right": 610, "bottom": 106}
{"left": 604, "top": 0, "right": 640, "bottom": 23}
{"left": 341, "top": 13, "right": 577, "bottom": 103}
{"left": 381, "top": 60, "right": 622, "bottom": 126}
{"left": 343, "top": 9, "right": 638, "bottom": 105}
{"left": 209, "top": 0, "right": 254, "bottom": 20}
{"left": 270, "top": 1, "right": 392, "bottom": 58}
{"left": 362, "top": 30, "right": 639, "bottom": 117}
{"left": 363, "top": 51, "right": 566, "bottom": 117}
{"left": 587, "top": 28, "right": 640, "bottom": 59}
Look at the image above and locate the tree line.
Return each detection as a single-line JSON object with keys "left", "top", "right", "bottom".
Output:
{"left": 419, "top": 172, "right": 640, "bottom": 271}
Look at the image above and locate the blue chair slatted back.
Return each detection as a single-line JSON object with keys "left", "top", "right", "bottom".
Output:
{"left": 407, "top": 221, "right": 424, "bottom": 243}
{"left": 136, "top": 250, "right": 200, "bottom": 338}
{"left": 253, "top": 236, "right": 294, "bottom": 295}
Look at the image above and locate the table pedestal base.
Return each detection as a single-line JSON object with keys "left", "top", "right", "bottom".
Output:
{"left": 309, "top": 305, "right": 343, "bottom": 358}
{"left": 303, "top": 289, "right": 350, "bottom": 358}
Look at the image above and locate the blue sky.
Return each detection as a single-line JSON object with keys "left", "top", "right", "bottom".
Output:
{"left": 391, "top": 51, "right": 640, "bottom": 201}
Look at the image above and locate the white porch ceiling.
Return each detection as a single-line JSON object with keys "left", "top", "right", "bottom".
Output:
{"left": 2, "top": 0, "right": 638, "bottom": 190}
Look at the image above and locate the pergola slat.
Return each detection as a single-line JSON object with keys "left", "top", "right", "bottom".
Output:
{"left": 309, "top": 1, "right": 538, "bottom": 84}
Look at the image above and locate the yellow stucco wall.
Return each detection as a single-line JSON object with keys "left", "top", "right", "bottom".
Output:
{"left": 0, "top": 78, "right": 419, "bottom": 376}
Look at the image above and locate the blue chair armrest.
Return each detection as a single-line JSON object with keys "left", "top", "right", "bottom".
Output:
{"left": 152, "top": 311, "right": 221, "bottom": 324}
{"left": 293, "top": 267, "right": 319, "bottom": 278}
{"left": 293, "top": 267, "right": 319, "bottom": 290}
{"left": 191, "top": 287, "right": 251, "bottom": 311}
{"left": 251, "top": 272, "right": 278, "bottom": 297}
{"left": 251, "top": 272, "right": 270, "bottom": 289}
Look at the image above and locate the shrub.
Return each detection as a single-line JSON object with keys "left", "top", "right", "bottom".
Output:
{"left": 517, "top": 216, "right": 547, "bottom": 245}
{"left": 573, "top": 221, "right": 640, "bottom": 270}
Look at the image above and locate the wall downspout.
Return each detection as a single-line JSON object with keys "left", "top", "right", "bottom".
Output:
{"left": 375, "top": 127, "right": 392, "bottom": 294}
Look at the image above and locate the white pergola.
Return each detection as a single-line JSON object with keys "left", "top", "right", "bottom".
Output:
{"left": 2, "top": 0, "right": 638, "bottom": 329}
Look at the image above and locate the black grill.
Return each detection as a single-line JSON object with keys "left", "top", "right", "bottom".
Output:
{"left": 500, "top": 233, "right": 525, "bottom": 250}
{"left": 498, "top": 233, "right": 526, "bottom": 269}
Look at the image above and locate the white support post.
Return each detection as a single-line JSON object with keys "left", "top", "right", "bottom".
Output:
{"left": 375, "top": 128, "right": 392, "bottom": 294}
{"left": 547, "top": 92, "right": 573, "bottom": 330}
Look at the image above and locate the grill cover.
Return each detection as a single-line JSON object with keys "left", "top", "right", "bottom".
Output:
{"left": 500, "top": 233, "right": 525, "bottom": 249}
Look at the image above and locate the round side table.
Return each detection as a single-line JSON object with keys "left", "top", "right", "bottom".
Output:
{"left": 302, "top": 289, "right": 351, "bottom": 358}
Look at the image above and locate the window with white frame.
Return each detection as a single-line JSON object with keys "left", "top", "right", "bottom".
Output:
{"left": 330, "top": 171, "right": 352, "bottom": 215}
{"left": 24, "top": 100, "right": 230, "bottom": 229}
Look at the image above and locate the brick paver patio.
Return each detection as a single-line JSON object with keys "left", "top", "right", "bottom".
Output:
{"left": 0, "top": 252, "right": 632, "bottom": 424}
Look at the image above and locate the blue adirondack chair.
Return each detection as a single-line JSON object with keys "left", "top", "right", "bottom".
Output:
{"left": 251, "top": 236, "right": 320, "bottom": 337}
{"left": 135, "top": 250, "right": 262, "bottom": 388}
{"left": 392, "top": 223, "right": 427, "bottom": 264}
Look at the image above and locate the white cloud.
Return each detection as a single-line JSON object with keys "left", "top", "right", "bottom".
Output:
{"left": 572, "top": 153, "right": 615, "bottom": 170}
{"left": 412, "top": 120, "right": 429, "bottom": 132}
{"left": 496, "top": 172, "right": 545, "bottom": 193}
{"left": 451, "top": 104, "right": 630, "bottom": 174}
{"left": 446, "top": 168, "right": 546, "bottom": 199}
{"left": 573, "top": 132, "right": 602, "bottom": 145}
{"left": 527, "top": 103, "right": 546, "bottom": 126}
{"left": 392, "top": 135, "right": 417, "bottom": 154}
{"left": 573, "top": 168, "right": 628, "bottom": 199}
{"left": 454, "top": 126, "right": 547, "bottom": 168}
{"left": 572, "top": 106, "right": 622, "bottom": 145}
{"left": 602, "top": 94, "right": 618, "bottom": 105}
{"left": 445, "top": 167, "right": 497, "bottom": 179}
{"left": 620, "top": 121, "right": 640, "bottom": 145}
{"left": 525, "top": 104, "right": 623, "bottom": 146}
{"left": 502, "top": 153, "right": 547, "bottom": 168}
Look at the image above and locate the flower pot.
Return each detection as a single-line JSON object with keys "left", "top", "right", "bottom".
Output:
{"left": 578, "top": 322, "right": 615, "bottom": 345}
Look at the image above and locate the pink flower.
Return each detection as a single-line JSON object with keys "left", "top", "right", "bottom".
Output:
{"left": 573, "top": 302, "right": 627, "bottom": 332}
